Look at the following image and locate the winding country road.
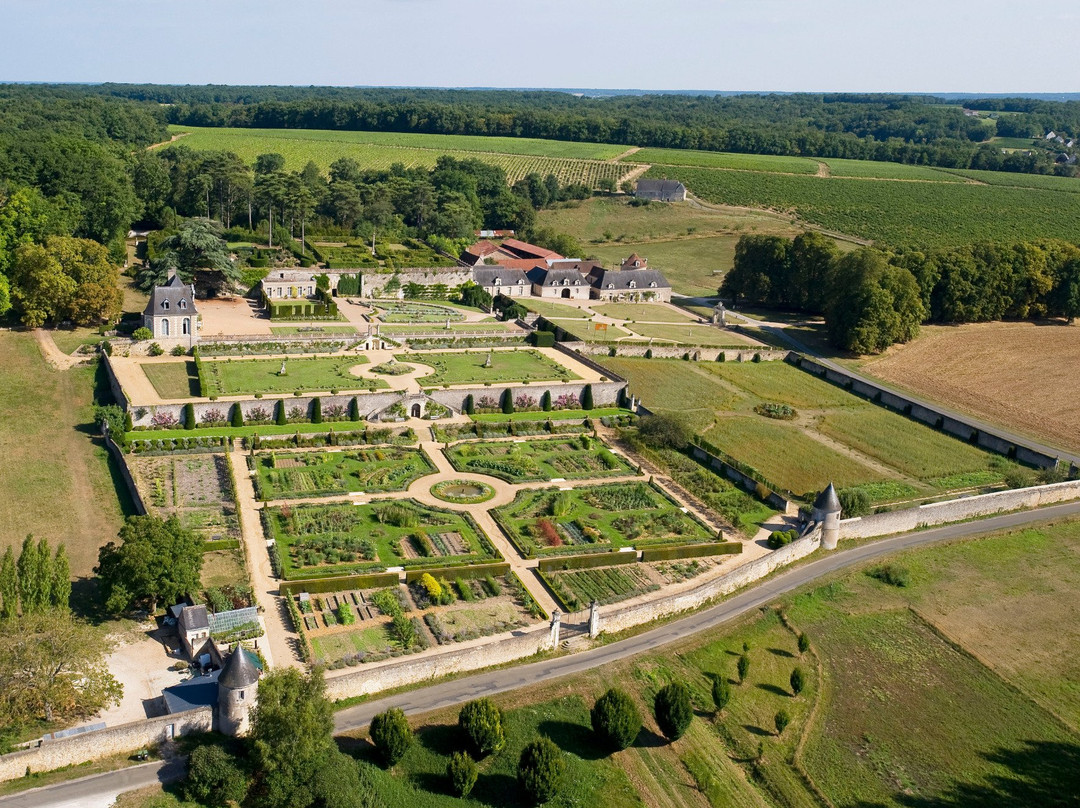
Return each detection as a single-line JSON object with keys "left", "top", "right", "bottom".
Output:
{"left": 6, "top": 498, "right": 1080, "bottom": 807}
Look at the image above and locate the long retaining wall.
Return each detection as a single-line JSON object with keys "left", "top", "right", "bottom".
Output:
{"left": 0, "top": 707, "right": 212, "bottom": 783}
{"left": 105, "top": 433, "right": 146, "bottom": 515}
{"left": 839, "top": 479, "right": 1080, "bottom": 540}
{"left": 793, "top": 355, "right": 1068, "bottom": 470}
{"left": 573, "top": 343, "right": 789, "bottom": 362}
{"left": 689, "top": 443, "right": 793, "bottom": 512}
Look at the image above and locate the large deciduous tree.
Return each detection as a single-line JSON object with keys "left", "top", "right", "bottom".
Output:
{"left": 96, "top": 515, "right": 203, "bottom": 614}
{"left": 8, "top": 236, "right": 121, "bottom": 327}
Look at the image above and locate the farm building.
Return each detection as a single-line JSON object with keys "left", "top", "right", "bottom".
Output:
{"left": 588, "top": 267, "right": 672, "bottom": 302}
{"left": 461, "top": 238, "right": 564, "bottom": 267}
{"left": 261, "top": 269, "right": 320, "bottom": 300}
{"left": 635, "top": 179, "right": 687, "bottom": 202}
{"left": 472, "top": 266, "right": 531, "bottom": 297}
{"left": 143, "top": 272, "right": 199, "bottom": 343}
{"left": 528, "top": 265, "right": 591, "bottom": 299}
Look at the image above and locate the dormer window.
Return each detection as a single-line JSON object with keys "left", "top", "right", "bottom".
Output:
{"left": 629, "top": 281, "right": 637, "bottom": 289}
{"left": 179, "top": 299, "right": 188, "bottom": 309}
{"left": 494, "top": 278, "right": 502, "bottom": 286}
{"left": 161, "top": 300, "right": 170, "bottom": 310}
{"left": 650, "top": 282, "right": 657, "bottom": 288}
{"left": 607, "top": 283, "right": 614, "bottom": 289}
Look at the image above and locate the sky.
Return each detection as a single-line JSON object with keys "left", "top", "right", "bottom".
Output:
{"left": 1, "top": 0, "right": 1075, "bottom": 93}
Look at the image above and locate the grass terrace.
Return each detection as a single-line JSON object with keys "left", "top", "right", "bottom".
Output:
{"left": 251, "top": 447, "right": 435, "bottom": 499}
{"left": 199, "top": 356, "right": 386, "bottom": 396}
{"left": 397, "top": 349, "right": 579, "bottom": 386}
{"left": 593, "top": 303, "right": 699, "bottom": 323}
{"left": 469, "top": 407, "right": 631, "bottom": 422}
{"left": 268, "top": 325, "right": 358, "bottom": 335}
{"left": 624, "top": 321, "right": 761, "bottom": 347}
{"left": 523, "top": 299, "right": 592, "bottom": 319}
{"left": 266, "top": 499, "right": 498, "bottom": 578}
{"left": 493, "top": 482, "right": 714, "bottom": 557}
{"left": 142, "top": 361, "right": 200, "bottom": 399}
{"left": 547, "top": 319, "right": 632, "bottom": 342}
{"left": 444, "top": 435, "right": 636, "bottom": 483}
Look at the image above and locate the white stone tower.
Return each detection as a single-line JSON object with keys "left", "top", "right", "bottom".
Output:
{"left": 217, "top": 647, "right": 261, "bottom": 736}
{"left": 812, "top": 483, "right": 842, "bottom": 550}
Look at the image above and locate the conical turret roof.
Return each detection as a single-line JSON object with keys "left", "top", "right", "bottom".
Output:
{"left": 219, "top": 647, "right": 260, "bottom": 689}
{"left": 814, "top": 482, "right": 841, "bottom": 513}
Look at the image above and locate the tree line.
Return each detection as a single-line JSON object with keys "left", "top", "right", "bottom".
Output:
{"left": 722, "top": 233, "right": 1080, "bottom": 353}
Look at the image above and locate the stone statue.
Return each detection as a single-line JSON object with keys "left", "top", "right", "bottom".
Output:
{"left": 484, "top": 351, "right": 493, "bottom": 368}
{"left": 278, "top": 359, "right": 287, "bottom": 376}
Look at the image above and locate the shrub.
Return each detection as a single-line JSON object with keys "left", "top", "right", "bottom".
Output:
{"left": 581, "top": 384, "right": 594, "bottom": 410}
{"left": 717, "top": 351, "right": 726, "bottom": 362}
{"left": 798, "top": 632, "right": 810, "bottom": 655}
{"left": 183, "top": 403, "right": 196, "bottom": 430}
{"left": 447, "top": 751, "right": 478, "bottom": 798}
{"left": 171, "top": 344, "right": 186, "bottom": 356}
{"left": 541, "top": 390, "right": 552, "bottom": 411}
{"left": 645, "top": 348, "right": 653, "bottom": 359}
{"left": 464, "top": 394, "right": 475, "bottom": 415}
{"left": 531, "top": 330, "right": 555, "bottom": 347}
{"left": 459, "top": 698, "right": 505, "bottom": 757}
{"left": 419, "top": 573, "right": 443, "bottom": 602}
{"left": 230, "top": 403, "right": 244, "bottom": 427}
{"left": 274, "top": 399, "right": 286, "bottom": 426}
{"left": 637, "top": 413, "right": 692, "bottom": 450}
{"left": 370, "top": 707, "right": 412, "bottom": 766}
{"left": 712, "top": 676, "right": 731, "bottom": 712}
{"left": 1004, "top": 467, "right": 1034, "bottom": 489}
{"left": 767, "top": 529, "right": 799, "bottom": 549}
{"left": 867, "top": 563, "right": 910, "bottom": 587}
{"left": 737, "top": 653, "right": 750, "bottom": 683}
{"left": 774, "top": 708, "right": 791, "bottom": 736}
{"left": 184, "top": 745, "right": 249, "bottom": 807}
{"left": 148, "top": 342, "right": 165, "bottom": 356}
{"left": 349, "top": 397, "right": 360, "bottom": 421}
{"left": 837, "top": 487, "right": 871, "bottom": 517}
{"left": 654, "top": 682, "right": 693, "bottom": 741}
{"left": 501, "top": 388, "right": 514, "bottom": 414}
{"left": 591, "top": 688, "right": 641, "bottom": 750}
{"left": 790, "top": 667, "right": 806, "bottom": 695}
{"left": 517, "top": 737, "right": 565, "bottom": 805}
{"left": 132, "top": 326, "right": 152, "bottom": 341}
{"left": 311, "top": 397, "right": 322, "bottom": 424}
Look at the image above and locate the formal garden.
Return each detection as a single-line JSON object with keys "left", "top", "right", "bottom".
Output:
{"left": 197, "top": 355, "right": 386, "bottom": 396}
{"left": 126, "top": 452, "right": 240, "bottom": 542}
{"left": 444, "top": 435, "right": 636, "bottom": 483}
{"left": 397, "top": 349, "right": 580, "bottom": 386}
{"left": 539, "top": 558, "right": 721, "bottom": 612}
{"left": 265, "top": 500, "right": 500, "bottom": 578}
{"left": 295, "top": 573, "right": 544, "bottom": 667}
{"left": 375, "top": 301, "right": 466, "bottom": 323}
{"left": 250, "top": 447, "right": 435, "bottom": 499}
{"left": 493, "top": 482, "right": 715, "bottom": 557}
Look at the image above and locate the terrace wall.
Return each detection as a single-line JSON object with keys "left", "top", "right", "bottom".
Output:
{"left": 102, "top": 353, "right": 130, "bottom": 411}
{"left": 361, "top": 269, "right": 472, "bottom": 298}
{"left": 838, "top": 479, "right": 1080, "bottom": 539}
{"left": 572, "top": 344, "right": 788, "bottom": 362}
{"left": 0, "top": 708, "right": 212, "bottom": 783}
{"left": 427, "top": 380, "right": 626, "bottom": 413}
{"left": 128, "top": 392, "right": 403, "bottom": 429}
{"left": 688, "top": 442, "right": 793, "bottom": 512}
{"left": 105, "top": 434, "right": 147, "bottom": 515}
{"left": 792, "top": 355, "right": 1066, "bottom": 470}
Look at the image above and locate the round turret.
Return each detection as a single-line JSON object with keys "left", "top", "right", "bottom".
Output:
{"left": 217, "top": 647, "right": 261, "bottom": 736}
{"left": 812, "top": 482, "right": 842, "bottom": 550}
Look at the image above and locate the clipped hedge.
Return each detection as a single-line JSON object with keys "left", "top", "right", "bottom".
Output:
{"left": 536, "top": 552, "right": 638, "bottom": 572}
{"left": 403, "top": 562, "right": 510, "bottom": 584}
{"left": 279, "top": 572, "right": 401, "bottom": 595}
{"left": 641, "top": 542, "right": 742, "bottom": 562}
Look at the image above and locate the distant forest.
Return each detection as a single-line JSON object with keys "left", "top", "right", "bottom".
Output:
{"left": 25, "top": 83, "right": 1080, "bottom": 177}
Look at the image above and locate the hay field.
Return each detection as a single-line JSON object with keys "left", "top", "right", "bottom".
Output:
{"left": 861, "top": 322, "right": 1080, "bottom": 453}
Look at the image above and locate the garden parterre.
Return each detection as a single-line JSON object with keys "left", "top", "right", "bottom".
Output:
{"left": 444, "top": 435, "right": 635, "bottom": 483}
{"left": 251, "top": 447, "right": 435, "bottom": 499}
{"left": 199, "top": 355, "right": 383, "bottom": 396}
{"left": 397, "top": 349, "right": 579, "bottom": 386}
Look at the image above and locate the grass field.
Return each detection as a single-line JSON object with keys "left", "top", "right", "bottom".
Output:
{"left": 0, "top": 334, "right": 126, "bottom": 577}
{"left": 142, "top": 361, "right": 199, "bottom": 399}
{"left": 697, "top": 361, "right": 861, "bottom": 410}
{"left": 398, "top": 350, "right": 578, "bottom": 386}
{"left": 522, "top": 300, "right": 591, "bottom": 319}
{"left": 628, "top": 147, "right": 821, "bottom": 174}
{"left": 200, "top": 356, "right": 383, "bottom": 396}
{"left": 646, "top": 163, "right": 1080, "bottom": 246}
{"left": 168, "top": 125, "right": 638, "bottom": 188}
{"left": 592, "top": 303, "right": 697, "bottom": 323}
{"left": 860, "top": 321, "right": 1080, "bottom": 454}
{"left": 624, "top": 322, "right": 760, "bottom": 347}
{"left": 546, "top": 319, "right": 632, "bottom": 342}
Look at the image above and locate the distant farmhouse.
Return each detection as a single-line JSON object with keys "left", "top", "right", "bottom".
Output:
{"left": 143, "top": 272, "right": 199, "bottom": 343}
{"left": 634, "top": 179, "right": 687, "bottom": 202}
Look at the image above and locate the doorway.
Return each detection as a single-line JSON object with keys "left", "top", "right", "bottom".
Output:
{"left": 561, "top": 289, "right": 571, "bottom": 299}
{"left": 411, "top": 403, "right": 422, "bottom": 418}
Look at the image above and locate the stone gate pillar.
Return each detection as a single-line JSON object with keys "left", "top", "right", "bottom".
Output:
{"left": 549, "top": 609, "right": 561, "bottom": 649}
{"left": 589, "top": 600, "right": 600, "bottom": 638}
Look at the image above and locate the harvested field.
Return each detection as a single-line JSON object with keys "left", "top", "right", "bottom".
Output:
{"left": 861, "top": 321, "right": 1080, "bottom": 454}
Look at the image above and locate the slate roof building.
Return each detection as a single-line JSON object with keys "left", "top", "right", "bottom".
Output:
{"left": 588, "top": 268, "right": 672, "bottom": 302}
{"left": 472, "top": 266, "right": 531, "bottom": 297}
{"left": 142, "top": 273, "right": 199, "bottom": 343}
{"left": 634, "top": 179, "right": 687, "bottom": 202}
{"left": 161, "top": 647, "right": 263, "bottom": 737}
{"left": 527, "top": 265, "right": 591, "bottom": 299}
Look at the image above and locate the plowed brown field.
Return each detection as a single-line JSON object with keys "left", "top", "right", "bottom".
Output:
{"left": 862, "top": 321, "right": 1080, "bottom": 453}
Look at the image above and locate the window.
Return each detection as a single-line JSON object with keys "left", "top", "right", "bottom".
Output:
{"left": 182, "top": 318, "right": 190, "bottom": 335}
{"left": 494, "top": 278, "right": 502, "bottom": 285}
{"left": 161, "top": 299, "right": 169, "bottom": 310}
{"left": 161, "top": 318, "right": 170, "bottom": 337}
{"left": 179, "top": 299, "right": 187, "bottom": 310}
{"left": 629, "top": 281, "right": 637, "bottom": 289}
{"left": 239, "top": 690, "right": 245, "bottom": 700}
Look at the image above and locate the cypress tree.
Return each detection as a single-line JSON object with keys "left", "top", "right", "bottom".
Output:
{"left": 0, "top": 547, "right": 18, "bottom": 619}
{"left": 231, "top": 403, "right": 244, "bottom": 427}
{"left": 501, "top": 388, "right": 514, "bottom": 414}
{"left": 541, "top": 390, "right": 552, "bottom": 412}
{"left": 275, "top": 399, "right": 287, "bottom": 426}
{"left": 311, "top": 397, "right": 323, "bottom": 424}
{"left": 581, "top": 384, "right": 594, "bottom": 410}
{"left": 183, "top": 403, "right": 196, "bottom": 430}
{"left": 123, "top": 411, "right": 133, "bottom": 432}
{"left": 51, "top": 544, "right": 71, "bottom": 611}
{"left": 464, "top": 394, "right": 475, "bottom": 415}
{"left": 348, "top": 397, "right": 360, "bottom": 421}
{"left": 16, "top": 536, "right": 41, "bottom": 614}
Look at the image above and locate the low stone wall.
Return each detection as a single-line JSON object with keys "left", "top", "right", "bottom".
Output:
{"left": 600, "top": 528, "right": 822, "bottom": 634}
{"left": 689, "top": 444, "right": 792, "bottom": 512}
{"left": 838, "top": 479, "right": 1080, "bottom": 540}
{"left": 793, "top": 355, "right": 1067, "bottom": 470}
{"left": 427, "top": 381, "right": 625, "bottom": 414}
{"left": 324, "top": 627, "right": 552, "bottom": 701}
{"left": 129, "top": 391, "right": 403, "bottom": 429}
{"left": 572, "top": 344, "right": 788, "bottom": 362}
{"left": 102, "top": 353, "right": 130, "bottom": 411}
{"left": 105, "top": 434, "right": 146, "bottom": 514}
{"left": 0, "top": 707, "right": 212, "bottom": 783}
{"left": 361, "top": 269, "right": 472, "bottom": 298}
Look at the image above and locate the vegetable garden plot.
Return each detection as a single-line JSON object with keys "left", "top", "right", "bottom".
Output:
{"left": 252, "top": 447, "right": 435, "bottom": 499}
{"left": 445, "top": 436, "right": 633, "bottom": 483}
{"left": 128, "top": 453, "right": 240, "bottom": 540}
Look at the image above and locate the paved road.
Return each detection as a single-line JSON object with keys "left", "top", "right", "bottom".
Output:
{"left": 9, "top": 499, "right": 1080, "bottom": 807}
{"left": 0, "top": 759, "right": 184, "bottom": 808}
{"left": 333, "top": 498, "right": 1080, "bottom": 731}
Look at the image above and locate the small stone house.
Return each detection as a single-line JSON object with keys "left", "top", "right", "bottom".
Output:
{"left": 588, "top": 268, "right": 672, "bottom": 302}
{"left": 143, "top": 273, "right": 199, "bottom": 342}
{"left": 472, "top": 266, "right": 530, "bottom": 297}
{"left": 261, "top": 270, "right": 319, "bottom": 301}
{"left": 634, "top": 179, "right": 687, "bottom": 202}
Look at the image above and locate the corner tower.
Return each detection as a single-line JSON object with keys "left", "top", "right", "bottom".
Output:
{"left": 217, "top": 646, "right": 261, "bottom": 736}
{"left": 812, "top": 483, "right": 842, "bottom": 550}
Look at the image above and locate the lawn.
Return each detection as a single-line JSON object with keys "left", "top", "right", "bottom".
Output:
{"left": 380, "top": 323, "right": 511, "bottom": 335}
{"left": 697, "top": 360, "right": 862, "bottom": 410}
{"left": 588, "top": 236, "right": 752, "bottom": 298}
{"left": 266, "top": 499, "right": 498, "bottom": 577}
{"left": 469, "top": 407, "right": 631, "bottom": 423}
{"left": 200, "top": 547, "right": 247, "bottom": 591}
{"left": 544, "top": 319, "right": 632, "bottom": 342}
{"left": 0, "top": 333, "right": 126, "bottom": 577}
{"left": 493, "top": 482, "right": 713, "bottom": 556}
{"left": 523, "top": 300, "right": 591, "bottom": 319}
{"left": 592, "top": 303, "right": 698, "bottom": 323}
{"left": 142, "top": 361, "right": 200, "bottom": 399}
{"left": 624, "top": 321, "right": 762, "bottom": 347}
{"left": 704, "top": 416, "right": 886, "bottom": 496}
{"left": 815, "top": 407, "right": 1011, "bottom": 484}
{"left": 200, "top": 356, "right": 385, "bottom": 396}
{"left": 251, "top": 447, "right": 435, "bottom": 499}
{"left": 444, "top": 435, "right": 635, "bottom": 483}
{"left": 398, "top": 350, "right": 579, "bottom": 386}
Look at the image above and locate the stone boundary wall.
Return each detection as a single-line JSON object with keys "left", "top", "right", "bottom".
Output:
{"left": 102, "top": 353, "right": 130, "bottom": 411}
{"left": 324, "top": 627, "right": 552, "bottom": 701}
{"left": 573, "top": 344, "right": 789, "bottom": 362}
{"left": 361, "top": 269, "right": 472, "bottom": 298}
{"left": 793, "top": 355, "right": 1067, "bottom": 470}
{"left": 689, "top": 444, "right": 792, "bottom": 512}
{"left": 839, "top": 479, "right": 1080, "bottom": 540}
{"left": 105, "top": 434, "right": 147, "bottom": 515}
{"left": 0, "top": 707, "right": 212, "bottom": 783}
{"left": 428, "top": 381, "right": 625, "bottom": 414}
{"left": 552, "top": 342, "right": 626, "bottom": 383}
